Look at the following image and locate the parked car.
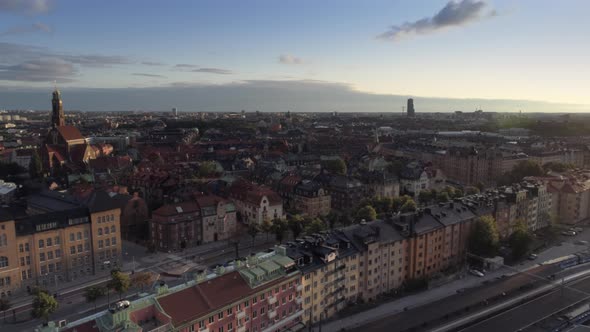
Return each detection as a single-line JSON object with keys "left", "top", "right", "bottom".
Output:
{"left": 576, "top": 240, "right": 589, "bottom": 245}
{"left": 115, "top": 300, "right": 130, "bottom": 310}
{"left": 456, "top": 288, "right": 466, "bottom": 294}
{"left": 528, "top": 253, "right": 538, "bottom": 260}
{"left": 469, "top": 269, "right": 485, "bottom": 277}
{"left": 562, "top": 231, "right": 577, "bottom": 236}
{"left": 572, "top": 227, "right": 584, "bottom": 233}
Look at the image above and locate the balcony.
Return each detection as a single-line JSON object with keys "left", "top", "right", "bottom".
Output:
{"left": 268, "top": 295, "right": 277, "bottom": 305}
{"left": 237, "top": 310, "right": 246, "bottom": 319}
{"left": 296, "top": 297, "right": 303, "bottom": 305}
{"left": 268, "top": 309, "right": 277, "bottom": 320}
{"left": 237, "top": 326, "right": 246, "bottom": 332}
{"left": 296, "top": 284, "right": 303, "bottom": 292}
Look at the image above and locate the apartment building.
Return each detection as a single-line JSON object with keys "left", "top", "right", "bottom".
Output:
{"left": 63, "top": 247, "right": 303, "bottom": 332}
{"left": 228, "top": 180, "right": 284, "bottom": 225}
{"left": 0, "top": 190, "right": 122, "bottom": 296}
{"left": 195, "top": 194, "right": 237, "bottom": 243}
{"left": 285, "top": 232, "right": 360, "bottom": 325}
{"left": 293, "top": 180, "right": 331, "bottom": 217}
{"left": 151, "top": 201, "right": 201, "bottom": 251}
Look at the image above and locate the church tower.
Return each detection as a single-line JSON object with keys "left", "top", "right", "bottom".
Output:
{"left": 51, "top": 88, "right": 65, "bottom": 127}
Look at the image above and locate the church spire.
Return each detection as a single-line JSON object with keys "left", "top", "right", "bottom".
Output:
{"left": 51, "top": 86, "right": 65, "bottom": 127}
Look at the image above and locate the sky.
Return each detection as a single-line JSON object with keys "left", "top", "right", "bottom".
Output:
{"left": 0, "top": 0, "right": 589, "bottom": 112}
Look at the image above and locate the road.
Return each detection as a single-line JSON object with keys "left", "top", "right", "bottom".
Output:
{"left": 327, "top": 229, "right": 590, "bottom": 332}
{"left": 461, "top": 275, "right": 590, "bottom": 332}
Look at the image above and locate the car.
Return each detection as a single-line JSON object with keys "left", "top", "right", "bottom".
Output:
{"left": 573, "top": 227, "right": 584, "bottom": 233}
{"left": 115, "top": 300, "right": 130, "bottom": 310}
{"left": 562, "top": 231, "right": 577, "bottom": 236}
{"left": 469, "top": 269, "right": 485, "bottom": 277}
{"left": 528, "top": 253, "right": 538, "bottom": 260}
{"left": 456, "top": 288, "right": 466, "bottom": 294}
{"left": 576, "top": 240, "right": 589, "bottom": 245}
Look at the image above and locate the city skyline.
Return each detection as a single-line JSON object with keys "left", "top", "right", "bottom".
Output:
{"left": 1, "top": 0, "right": 589, "bottom": 112}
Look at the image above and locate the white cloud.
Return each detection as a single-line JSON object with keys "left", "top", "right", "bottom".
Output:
{"left": 0, "top": 0, "right": 53, "bottom": 14}
{"left": 279, "top": 54, "right": 306, "bottom": 65}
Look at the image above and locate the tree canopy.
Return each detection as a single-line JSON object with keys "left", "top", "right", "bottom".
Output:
{"left": 509, "top": 220, "right": 533, "bottom": 259}
{"left": 322, "top": 159, "right": 347, "bottom": 175}
{"left": 500, "top": 160, "right": 545, "bottom": 185}
{"left": 32, "top": 291, "right": 58, "bottom": 322}
{"left": 468, "top": 215, "right": 500, "bottom": 258}
{"left": 109, "top": 271, "right": 131, "bottom": 300}
{"left": 271, "top": 218, "right": 289, "bottom": 243}
{"left": 356, "top": 205, "right": 377, "bottom": 222}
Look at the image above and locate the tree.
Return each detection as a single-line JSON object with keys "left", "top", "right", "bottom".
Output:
{"left": 0, "top": 298, "right": 10, "bottom": 322}
{"left": 400, "top": 199, "right": 418, "bottom": 213}
{"left": 325, "top": 211, "right": 339, "bottom": 229}
{"left": 131, "top": 271, "right": 155, "bottom": 292}
{"left": 509, "top": 221, "right": 533, "bottom": 259}
{"left": 322, "top": 159, "right": 347, "bottom": 175}
{"left": 304, "top": 218, "right": 327, "bottom": 235}
{"left": 84, "top": 286, "right": 106, "bottom": 312}
{"left": 373, "top": 197, "right": 393, "bottom": 213}
{"left": 261, "top": 219, "right": 273, "bottom": 241}
{"left": 29, "top": 149, "right": 43, "bottom": 179}
{"left": 356, "top": 205, "right": 377, "bottom": 222}
{"left": 436, "top": 191, "right": 450, "bottom": 203}
{"left": 198, "top": 161, "right": 217, "bottom": 177}
{"left": 468, "top": 216, "right": 500, "bottom": 258}
{"left": 543, "top": 162, "right": 574, "bottom": 173}
{"left": 464, "top": 186, "right": 480, "bottom": 195}
{"left": 418, "top": 190, "right": 433, "bottom": 204}
{"left": 247, "top": 223, "right": 260, "bottom": 247}
{"left": 271, "top": 219, "right": 289, "bottom": 243}
{"left": 31, "top": 291, "right": 58, "bottom": 323}
{"left": 287, "top": 215, "right": 305, "bottom": 239}
{"left": 501, "top": 160, "right": 545, "bottom": 185}
{"left": 108, "top": 271, "right": 131, "bottom": 300}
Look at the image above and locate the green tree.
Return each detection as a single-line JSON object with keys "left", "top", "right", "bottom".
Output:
{"left": 468, "top": 216, "right": 500, "bottom": 258}
{"left": 84, "top": 286, "right": 106, "bottom": 312}
{"left": 501, "top": 160, "right": 545, "bottom": 185}
{"left": 0, "top": 298, "right": 11, "bottom": 322}
{"left": 198, "top": 161, "right": 217, "bottom": 177}
{"left": 509, "top": 221, "right": 533, "bottom": 259}
{"left": 247, "top": 223, "right": 260, "bottom": 247}
{"left": 400, "top": 199, "right": 418, "bottom": 213}
{"left": 261, "top": 219, "right": 273, "bottom": 241}
{"left": 464, "top": 186, "right": 480, "bottom": 195}
{"left": 356, "top": 205, "right": 377, "bottom": 221}
{"left": 29, "top": 149, "right": 43, "bottom": 179}
{"left": 287, "top": 215, "right": 305, "bottom": 239}
{"left": 340, "top": 214, "right": 353, "bottom": 226}
{"left": 392, "top": 195, "right": 413, "bottom": 212}
{"left": 543, "top": 162, "right": 574, "bottom": 173}
{"left": 108, "top": 271, "right": 131, "bottom": 300}
{"left": 373, "top": 197, "right": 393, "bottom": 213}
{"left": 418, "top": 190, "right": 433, "bottom": 204}
{"left": 31, "top": 291, "right": 58, "bottom": 323}
{"left": 322, "top": 159, "right": 347, "bottom": 175}
{"left": 271, "top": 219, "right": 289, "bottom": 243}
{"left": 436, "top": 191, "right": 450, "bottom": 203}
{"left": 304, "top": 218, "right": 327, "bottom": 235}
{"left": 325, "top": 211, "right": 339, "bottom": 229}
{"left": 453, "top": 188, "right": 464, "bottom": 198}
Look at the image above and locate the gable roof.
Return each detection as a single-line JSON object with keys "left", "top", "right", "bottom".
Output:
{"left": 57, "top": 125, "right": 85, "bottom": 141}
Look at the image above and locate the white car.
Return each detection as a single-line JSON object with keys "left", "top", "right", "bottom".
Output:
{"left": 115, "top": 300, "right": 130, "bottom": 310}
{"left": 469, "top": 269, "right": 485, "bottom": 277}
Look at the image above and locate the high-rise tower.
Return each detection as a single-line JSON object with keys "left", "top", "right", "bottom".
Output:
{"left": 407, "top": 98, "right": 415, "bottom": 117}
{"left": 51, "top": 88, "right": 65, "bottom": 127}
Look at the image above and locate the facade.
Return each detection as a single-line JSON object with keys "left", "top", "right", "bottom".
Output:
{"left": 229, "top": 180, "right": 284, "bottom": 225}
{"left": 400, "top": 162, "right": 430, "bottom": 196}
{"left": 151, "top": 201, "right": 201, "bottom": 251}
{"left": 407, "top": 98, "right": 415, "bottom": 117}
{"left": 293, "top": 180, "right": 331, "bottom": 217}
{"left": 327, "top": 175, "right": 365, "bottom": 212}
{"left": 195, "top": 194, "right": 238, "bottom": 243}
{"left": 0, "top": 190, "right": 122, "bottom": 297}
{"left": 546, "top": 172, "right": 590, "bottom": 225}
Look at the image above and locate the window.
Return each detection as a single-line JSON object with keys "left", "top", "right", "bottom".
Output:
{"left": 47, "top": 251, "right": 53, "bottom": 260}
{"left": 55, "top": 249, "right": 62, "bottom": 258}
{"left": 252, "top": 296, "right": 257, "bottom": 304}
{"left": 56, "top": 262, "right": 61, "bottom": 271}
{"left": 40, "top": 265, "right": 47, "bottom": 274}
{"left": 111, "top": 225, "right": 116, "bottom": 233}
{"left": 19, "top": 244, "right": 23, "bottom": 253}
{"left": 105, "top": 239, "right": 111, "bottom": 247}
{"left": 55, "top": 236, "right": 60, "bottom": 245}
{"left": 70, "top": 233, "right": 75, "bottom": 241}
{"left": 105, "top": 227, "right": 110, "bottom": 235}
{"left": 21, "top": 270, "right": 26, "bottom": 280}
{"left": 70, "top": 246, "right": 76, "bottom": 254}
{"left": 199, "top": 320, "right": 205, "bottom": 329}
{"left": 47, "top": 238, "right": 52, "bottom": 246}
{"left": 227, "top": 307, "right": 232, "bottom": 315}
{"left": 260, "top": 306, "right": 265, "bottom": 314}
{"left": 77, "top": 244, "right": 83, "bottom": 253}
{"left": 39, "top": 253, "right": 45, "bottom": 262}
{"left": 20, "top": 257, "right": 25, "bottom": 266}
{"left": 84, "top": 230, "right": 89, "bottom": 239}
{"left": 77, "top": 232, "right": 82, "bottom": 240}
{"left": 208, "top": 316, "right": 214, "bottom": 324}
{"left": 227, "top": 322, "right": 232, "bottom": 331}
{"left": 85, "top": 243, "right": 90, "bottom": 251}
{"left": 112, "top": 237, "right": 117, "bottom": 245}
{"left": 244, "top": 300, "right": 249, "bottom": 307}
{"left": 252, "top": 310, "right": 257, "bottom": 318}
{"left": 49, "top": 263, "right": 55, "bottom": 273}
{"left": 98, "top": 240, "right": 104, "bottom": 249}
{"left": 218, "top": 328, "right": 223, "bottom": 332}
{"left": 218, "top": 312, "right": 223, "bottom": 319}
{"left": 39, "top": 239, "right": 44, "bottom": 248}
{"left": 26, "top": 256, "right": 30, "bottom": 265}
{"left": 98, "top": 229, "right": 103, "bottom": 236}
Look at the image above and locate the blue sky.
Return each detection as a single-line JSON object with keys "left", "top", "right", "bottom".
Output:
{"left": 1, "top": 0, "right": 589, "bottom": 112}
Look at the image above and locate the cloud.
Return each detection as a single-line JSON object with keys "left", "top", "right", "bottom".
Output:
{"left": 0, "top": 42, "right": 134, "bottom": 83}
{"left": 0, "top": 22, "right": 52, "bottom": 35}
{"left": 279, "top": 54, "right": 305, "bottom": 65}
{"left": 378, "top": 0, "right": 496, "bottom": 41}
{"left": 0, "top": 57, "right": 76, "bottom": 82}
{"left": 0, "top": 0, "right": 53, "bottom": 14}
{"left": 175, "top": 64, "right": 198, "bottom": 68}
{"left": 192, "top": 68, "right": 233, "bottom": 75}
{"left": 141, "top": 61, "right": 165, "bottom": 66}
{"left": 132, "top": 73, "right": 167, "bottom": 78}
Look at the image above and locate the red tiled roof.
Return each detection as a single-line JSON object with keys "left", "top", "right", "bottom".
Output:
{"left": 153, "top": 201, "right": 200, "bottom": 217}
{"left": 57, "top": 125, "right": 84, "bottom": 141}
{"left": 62, "top": 319, "right": 99, "bottom": 332}
{"left": 158, "top": 271, "right": 289, "bottom": 327}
